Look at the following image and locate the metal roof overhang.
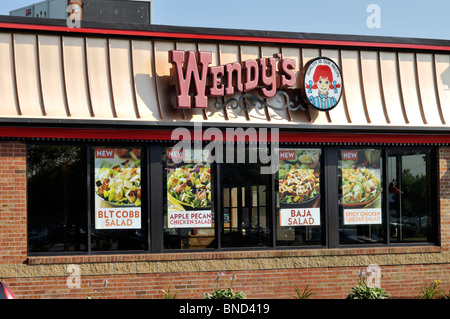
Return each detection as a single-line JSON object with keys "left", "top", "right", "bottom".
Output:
{"left": 0, "top": 16, "right": 449, "bottom": 143}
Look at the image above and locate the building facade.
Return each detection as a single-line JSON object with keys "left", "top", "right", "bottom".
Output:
{"left": 0, "top": 16, "right": 449, "bottom": 299}
{"left": 10, "top": 0, "right": 153, "bottom": 24}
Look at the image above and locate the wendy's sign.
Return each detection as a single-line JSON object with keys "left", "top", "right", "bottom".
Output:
{"left": 170, "top": 50, "right": 296, "bottom": 109}
{"left": 169, "top": 50, "right": 342, "bottom": 112}
{"left": 303, "top": 57, "right": 343, "bottom": 111}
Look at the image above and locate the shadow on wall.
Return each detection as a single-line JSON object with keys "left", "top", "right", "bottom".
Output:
{"left": 439, "top": 156, "right": 450, "bottom": 203}
{"left": 135, "top": 73, "right": 194, "bottom": 122}
{"left": 442, "top": 65, "right": 450, "bottom": 90}
{"left": 134, "top": 73, "right": 159, "bottom": 119}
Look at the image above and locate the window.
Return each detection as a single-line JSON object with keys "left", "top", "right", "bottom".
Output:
{"left": 26, "top": 142, "right": 439, "bottom": 255}
{"left": 163, "top": 147, "right": 215, "bottom": 250}
{"left": 388, "top": 149, "right": 434, "bottom": 243}
{"left": 276, "top": 149, "right": 324, "bottom": 246}
{"left": 27, "top": 144, "right": 148, "bottom": 254}
{"left": 27, "top": 145, "right": 88, "bottom": 253}
{"left": 338, "top": 149, "right": 384, "bottom": 245}
{"left": 91, "top": 147, "right": 147, "bottom": 252}
{"left": 220, "top": 160, "right": 272, "bottom": 248}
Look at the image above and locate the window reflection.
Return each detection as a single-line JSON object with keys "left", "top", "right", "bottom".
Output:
{"left": 338, "top": 149, "right": 384, "bottom": 245}
{"left": 388, "top": 149, "right": 433, "bottom": 243}
{"left": 276, "top": 148, "right": 323, "bottom": 246}
{"left": 220, "top": 160, "right": 272, "bottom": 248}
{"left": 163, "top": 148, "right": 215, "bottom": 250}
{"left": 90, "top": 147, "right": 148, "bottom": 252}
{"left": 27, "top": 145, "right": 88, "bottom": 253}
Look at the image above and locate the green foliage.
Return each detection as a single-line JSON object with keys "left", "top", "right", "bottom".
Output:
{"left": 346, "top": 269, "right": 390, "bottom": 299}
{"left": 204, "top": 287, "right": 247, "bottom": 299}
{"left": 294, "top": 284, "right": 314, "bottom": 299}
{"left": 204, "top": 272, "right": 247, "bottom": 299}
{"left": 418, "top": 280, "right": 447, "bottom": 299}
{"left": 162, "top": 286, "right": 179, "bottom": 299}
{"left": 346, "top": 283, "right": 390, "bottom": 299}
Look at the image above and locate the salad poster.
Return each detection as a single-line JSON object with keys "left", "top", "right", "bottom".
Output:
{"left": 278, "top": 149, "right": 321, "bottom": 227}
{"left": 166, "top": 149, "right": 212, "bottom": 229}
{"left": 341, "top": 150, "right": 382, "bottom": 225}
{"left": 94, "top": 148, "right": 142, "bottom": 229}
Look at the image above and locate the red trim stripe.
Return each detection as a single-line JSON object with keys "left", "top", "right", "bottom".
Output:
{"left": 0, "top": 127, "right": 447, "bottom": 144}
{"left": 0, "top": 22, "right": 449, "bottom": 52}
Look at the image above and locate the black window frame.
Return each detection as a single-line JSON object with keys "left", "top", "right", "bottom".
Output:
{"left": 25, "top": 140, "right": 440, "bottom": 256}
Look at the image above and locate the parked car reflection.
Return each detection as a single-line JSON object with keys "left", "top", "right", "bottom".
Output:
{"left": 0, "top": 281, "right": 16, "bottom": 299}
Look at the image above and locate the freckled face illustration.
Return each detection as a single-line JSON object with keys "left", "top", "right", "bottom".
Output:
{"left": 317, "top": 76, "right": 330, "bottom": 95}
{"left": 313, "top": 65, "right": 334, "bottom": 96}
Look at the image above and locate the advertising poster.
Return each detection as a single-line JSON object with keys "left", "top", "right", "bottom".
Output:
{"left": 341, "top": 150, "right": 382, "bottom": 225}
{"left": 166, "top": 149, "right": 212, "bottom": 229}
{"left": 278, "top": 149, "right": 321, "bottom": 226}
{"left": 94, "top": 148, "right": 142, "bottom": 229}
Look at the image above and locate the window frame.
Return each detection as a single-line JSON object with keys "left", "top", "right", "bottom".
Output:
{"left": 26, "top": 141, "right": 153, "bottom": 256}
{"left": 25, "top": 141, "right": 440, "bottom": 256}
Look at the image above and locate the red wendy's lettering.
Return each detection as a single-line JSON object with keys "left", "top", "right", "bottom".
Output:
{"left": 170, "top": 50, "right": 296, "bottom": 109}
{"left": 170, "top": 50, "right": 212, "bottom": 109}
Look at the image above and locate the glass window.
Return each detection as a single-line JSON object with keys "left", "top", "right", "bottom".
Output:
{"left": 219, "top": 148, "right": 272, "bottom": 248}
{"left": 388, "top": 149, "right": 433, "bottom": 243}
{"left": 163, "top": 148, "right": 215, "bottom": 250}
{"left": 338, "top": 149, "right": 384, "bottom": 245}
{"left": 27, "top": 142, "right": 438, "bottom": 255}
{"left": 276, "top": 149, "right": 323, "bottom": 246}
{"left": 27, "top": 145, "right": 88, "bottom": 253}
{"left": 91, "top": 147, "right": 147, "bottom": 251}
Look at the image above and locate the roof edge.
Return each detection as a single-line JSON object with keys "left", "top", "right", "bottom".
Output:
{"left": 0, "top": 15, "right": 449, "bottom": 51}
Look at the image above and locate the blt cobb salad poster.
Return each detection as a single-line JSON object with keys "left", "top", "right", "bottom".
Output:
{"left": 166, "top": 149, "right": 212, "bottom": 229}
{"left": 278, "top": 149, "right": 321, "bottom": 227}
{"left": 94, "top": 148, "right": 142, "bottom": 229}
{"left": 341, "top": 150, "right": 382, "bottom": 225}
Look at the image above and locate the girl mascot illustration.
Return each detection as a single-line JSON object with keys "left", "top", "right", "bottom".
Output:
{"left": 306, "top": 64, "right": 341, "bottom": 110}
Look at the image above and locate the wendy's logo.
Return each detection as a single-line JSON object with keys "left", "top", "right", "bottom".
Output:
{"left": 303, "top": 57, "right": 343, "bottom": 111}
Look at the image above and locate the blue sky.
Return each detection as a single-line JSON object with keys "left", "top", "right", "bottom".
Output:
{"left": 0, "top": 0, "right": 449, "bottom": 40}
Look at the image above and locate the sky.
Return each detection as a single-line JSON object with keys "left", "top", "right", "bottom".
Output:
{"left": 0, "top": 0, "right": 449, "bottom": 40}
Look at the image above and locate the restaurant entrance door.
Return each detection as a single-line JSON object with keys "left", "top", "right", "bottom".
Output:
{"left": 220, "top": 161, "right": 272, "bottom": 248}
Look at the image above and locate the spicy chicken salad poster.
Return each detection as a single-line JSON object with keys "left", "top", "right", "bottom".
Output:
{"left": 341, "top": 150, "right": 382, "bottom": 225}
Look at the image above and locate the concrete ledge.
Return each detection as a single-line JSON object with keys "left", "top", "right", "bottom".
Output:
{"left": 0, "top": 247, "right": 447, "bottom": 279}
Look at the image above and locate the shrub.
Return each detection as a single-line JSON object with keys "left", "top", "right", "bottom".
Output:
{"left": 346, "top": 269, "right": 390, "bottom": 299}
{"left": 418, "top": 280, "right": 446, "bottom": 299}
{"left": 162, "top": 286, "right": 179, "bottom": 299}
{"left": 204, "top": 273, "right": 247, "bottom": 299}
{"left": 294, "top": 284, "right": 314, "bottom": 299}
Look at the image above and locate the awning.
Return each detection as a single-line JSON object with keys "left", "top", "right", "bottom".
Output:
{"left": 0, "top": 17, "right": 449, "bottom": 132}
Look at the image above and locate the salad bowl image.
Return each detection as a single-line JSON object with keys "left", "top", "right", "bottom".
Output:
{"left": 342, "top": 166, "right": 380, "bottom": 208}
{"left": 167, "top": 164, "right": 211, "bottom": 210}
{"left": 95, "top": 149, "right": 142, "bottom": 207}
{"left": 279, "top": 167, "right": 320, "bottom": 207}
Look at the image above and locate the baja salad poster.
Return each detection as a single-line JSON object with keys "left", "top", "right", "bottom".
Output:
{"left": 341, "top": 150, "right": 382, "bottom": 225}
{"left": 166, "top": 148, "right": 212, "bottom": 229}
{"left": 94, "top": 148, "right": 142, "bottom": 230}
{"left": 278, "top": 149, "right": 321, "bottom": 227}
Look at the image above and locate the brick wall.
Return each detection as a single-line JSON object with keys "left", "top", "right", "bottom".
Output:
{"left": 0, "top": 141, "right": 449, "bottom": 299}
{"left": 2, "top": 263, "right": 450, "bottom": 299}
{"left": 0, "top": 141, "right": 27, "bottom": 265}
{"left": 439, "top": 148, "right": 450, "bottom": 251}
